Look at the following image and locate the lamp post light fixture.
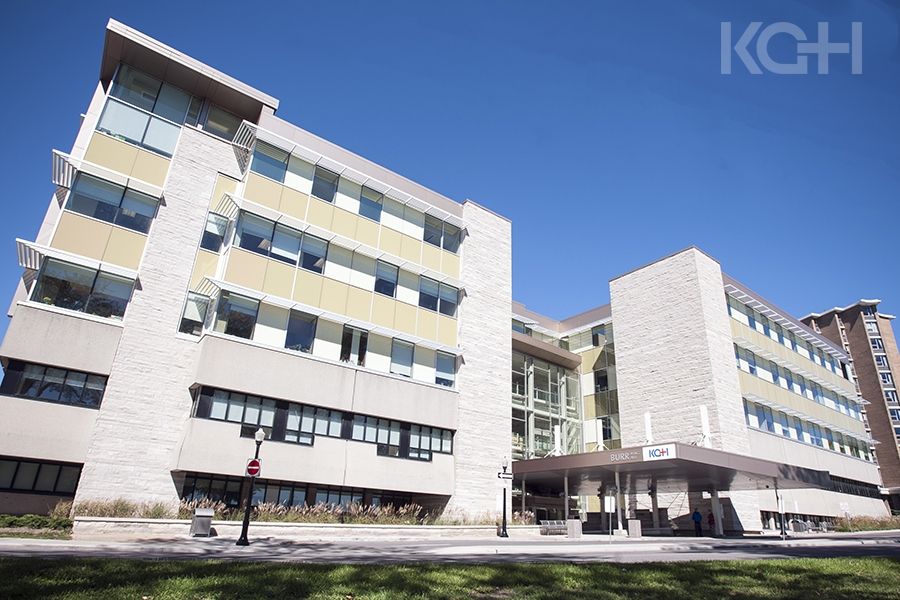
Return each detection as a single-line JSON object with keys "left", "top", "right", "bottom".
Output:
{"left": 499, "top": 457, "right": 510, "bottom": 538}
{"left": 236, "top": 427, "right": 266, "bottom": 547}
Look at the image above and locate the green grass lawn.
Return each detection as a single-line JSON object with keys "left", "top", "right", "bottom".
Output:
{"left": 1, "top": 557, "right": 898, "bottom": 599}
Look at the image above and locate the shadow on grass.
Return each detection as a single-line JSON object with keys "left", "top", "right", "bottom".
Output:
{"left": 2, "top": 557, "right": 900, "bottom": 599}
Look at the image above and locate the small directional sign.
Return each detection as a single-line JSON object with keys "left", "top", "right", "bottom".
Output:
{"left": 497, "top": 472, "right": 513, "bottom": 480}
{"left": 246, "top": 458, "right": 262, "bottom": 478}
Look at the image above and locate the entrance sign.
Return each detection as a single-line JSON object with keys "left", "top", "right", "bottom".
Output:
{"left": 642, "top": 444, "right": 676, "bottom": 461}
{"left": 246, "top": 458, "right": 261, "bottom": 477}
{"left": 603, "top": 495, "right": 616, "bottom": 513}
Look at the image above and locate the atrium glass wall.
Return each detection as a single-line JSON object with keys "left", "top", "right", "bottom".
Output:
{"left": 511, "top": 351, "right": 581, "bottom": 461}
{"left": 582, "top": 325, "right": 621, "bottom": 450}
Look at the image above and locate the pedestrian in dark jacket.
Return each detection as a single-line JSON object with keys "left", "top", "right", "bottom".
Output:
{"left": 692, "top": 509, "right": 702, "bottom": 536}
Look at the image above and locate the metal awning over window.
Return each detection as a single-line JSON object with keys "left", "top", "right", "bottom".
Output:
{"left": 16, "top": 238, "right": 139, "bottom": 281}
{"left": 197, "top": 275, "right": 462, "bottom": 357}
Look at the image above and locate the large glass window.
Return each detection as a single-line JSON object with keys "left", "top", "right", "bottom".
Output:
{"left": 285, "top": 311, "right": 317, "bottom": 353}
{"left": 423, "top": 215, "right": 443, "bottom": 247}
{"left": 200, "top": 213, "right": 229, "bottom": 252}
{"left": 340, "top": 326, "right": 368, "bottom": 366}
{"left": 390, "top": 339, "right": 414, "bottom": 377}
{"left": 311, "top": 167, "right": 339, "bottom": 203}
{"left": 236, "top": 213, "right": 274, "bottom": 256}
{"left": 375, "top": 261, "right": 398, "bottom": 297}
{"left": 179, "top": 292, "right": 211, "bottom": 335}
{"left": 250, "top": 142, "right": 289, "bottom": 182}
{"left": 0, "top": 458, "right": 81, "bottom": 496}
{"left": 0, "top": 360, "right": 106, "bottom": 408}
{"left": 409, "top": 424, "right": 452, "bottom": 461}
{"left": 418, "top": 278, "right": 439, "bottom": 311}
{"left": 214, "top": 292, "right": 258, "bottom": 339}
{"left": 300, "top": 234, "right": 328, "bottom": 273}
{"left": 435, "top": 352, "right": 456, "bottom": 387}
{"left": 32, "top": 259, "right": 133, "bottom": 320}
{"left": 67, "top": 174, "right": 158, "bottom": 234}
{"left": 438, "top": 283, "right": 458, "bottom": 317}
{"left": 271, "top": 225, "right": 302, "bottom": 265}
{"left": 359, "top": 187, "right": 383, "bottom": 222}
{"left": 422, "top": 215, "right": 461, "bottom": 253}
{"left": 203, "top": 105, "right": 241, "bottom": 142}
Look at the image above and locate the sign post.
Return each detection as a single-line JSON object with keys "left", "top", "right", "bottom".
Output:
{"left": 236, "top": 429, "right": 266, "bottom": 547}
{"left": 604, "top": 492, "right": 616, "bottom": 543}
{"left": 497, "top": 459, "right": 512, "bottom": 538}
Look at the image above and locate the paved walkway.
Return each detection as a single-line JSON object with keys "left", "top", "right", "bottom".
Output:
{"left": 0, "top": 530, "right": 898, "bottom": 563}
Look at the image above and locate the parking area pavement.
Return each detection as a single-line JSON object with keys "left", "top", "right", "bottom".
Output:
{"left": 0, "top": 530, "right": 898, "bottom": 563}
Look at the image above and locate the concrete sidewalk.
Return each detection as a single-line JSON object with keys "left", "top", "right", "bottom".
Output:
{"left": 0, "top": 530, "right": 898, "bottom": 563}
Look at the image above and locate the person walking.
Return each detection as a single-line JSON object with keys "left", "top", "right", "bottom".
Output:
{"left": 691, "top": 509, "right": 702, "bottom": 536}
{"left": 707, "top": 511, "right": 716, "bottom": 536}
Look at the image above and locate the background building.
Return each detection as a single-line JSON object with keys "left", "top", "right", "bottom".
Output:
{"left": 803, "top": 301, "right": 900, "bottom": 511}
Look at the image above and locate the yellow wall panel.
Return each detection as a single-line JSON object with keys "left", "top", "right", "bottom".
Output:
{"left": 244, "top": 172, "right": 282, "bottom": 211}
{"left": 279, "top": 187, "right": 309, "bottom": 220}
{"left": 355, "top": 218, "right": 380, "bottom": 248}
{"left": 393, "top": 302, "right": 418, "bottom": 336}
{"left": 345, "top": 287, "right": 373, "bottom": 321}
{"left": 130, "top": 149, "right": 170, "bottom": 187}
{"left": 293, "top": 270, "right": 323, "bottom": 306}
{"left": 399, "top": 235, "right": 423, "bottom": 263}
{"left": 379, "top": 228, "right": 402, "bottom": 256}
{"left": 210, "top": 173, "right": 239, "bottom": 209}
{"left": 421, "top": 243, "right": 442, "bottom": 272}
{"left": 441, "top": 251, "right": 460, "bottom": 279}
{"left": 437, "top": 314, "right": 458, "bottom": 347}
{"left": 320, "top": 279, "right": 350, "bottom": 314}
{"left": 262, "top": 260, "right": 295, "bottom": 298}
{"left": 371, "top": 295, "right": 396, "bottom": 329}
{"left": 51, "top": 212, "right": 112, "bottom": 261}
{"left": 103, "top": 227, "right": 146, "bottom": 270}
{"left": 190, "top": 249, "right": 220, "bottom": 289}
{"left": 224, "top": 248, "right": 267, "bottom": 291}
{"left": 84, "top": 134, "right": 138, "bottom": 175}
{"left": 331, "top": 209, "right": 358, "bottom": 239}
{"left": 416, "top": 309, "right": 438, "bottom": 340}
{"left": 306, "top": 198, "right": 335, "bottom": 230}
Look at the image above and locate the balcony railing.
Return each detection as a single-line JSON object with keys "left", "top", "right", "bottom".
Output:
{"left": 96, "top": 97, "right": 181, "bottom": 157}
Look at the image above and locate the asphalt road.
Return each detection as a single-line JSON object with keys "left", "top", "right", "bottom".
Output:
{"left": 0, "top": 531, "right": 898, "bottom": 563}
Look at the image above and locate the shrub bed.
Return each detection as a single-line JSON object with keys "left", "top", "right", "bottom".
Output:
{"left": 833, "top": 515, "right": 900, "bottom": 532}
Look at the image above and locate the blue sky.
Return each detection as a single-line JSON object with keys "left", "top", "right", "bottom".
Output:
{"left": 0, "top": 1, "right": 898, "bottom": 343}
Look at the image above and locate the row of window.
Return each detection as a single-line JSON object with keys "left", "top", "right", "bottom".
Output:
{"left": 223, "top": 211, "right": 461, "bottom": 317}
{"left": 0, "top": 457, "right": 81, "bottom": 496}
{"left": 66, "top": 173, "right": 159, "bottom": 234}
{"left": 193, "top": 386, "right": 453, "bottom": 461}
{"left": 734, "top": 344, "right": 862, "bottom": 421}
{"left": 98, "top": 64, "right": 241, "bottom": 157}
{"left": 743, "top": 399, "right": 872, "bottom": 461}
{"left": 727, "top": 297, "right": 848, "bottom": 379}
{"left": 0, "top": 360, "right": 107, "bottom": 409}
{"left": 32, "top": 258, "right": 134, "bottom": 320}
{"left": 250, "top": 142, "right": 462, "bottom": 253}
{"left": 189, "top": 290, "right": 457, "bottom": 386}
{"left": 179, "top": 471, "right": 413, "bottom": 509}
{"left": 830, "top": 475, "right": 881, "bottom": 499}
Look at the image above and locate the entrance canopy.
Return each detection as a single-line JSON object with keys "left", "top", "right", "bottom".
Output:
{"left": 512, "top": 442, "right": 831, "bottom": 496}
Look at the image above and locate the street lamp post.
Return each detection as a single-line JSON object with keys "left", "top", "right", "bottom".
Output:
{"left": 499, "top": 457, "right": 510, "bottom": 538}
{"left": 236, "top": 428, "right": 266, "bottom": 547}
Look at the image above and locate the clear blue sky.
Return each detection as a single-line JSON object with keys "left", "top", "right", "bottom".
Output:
{"left": 1, "top": 1, "right": 898, "bottom": 343}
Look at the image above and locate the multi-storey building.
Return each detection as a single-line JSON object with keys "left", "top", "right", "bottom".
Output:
{"left": 803, "top": 301, "right": 900, "bottom": 510}
{"left": 0, "top": 20, "right": 511, "bottom": 518}
{"left": 0, "top": 21, "right": 891, "bottom": 532}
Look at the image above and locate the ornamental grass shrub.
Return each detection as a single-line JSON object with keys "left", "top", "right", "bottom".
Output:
{"left": 833, "top": 515, "right": 900, "bottom": 532}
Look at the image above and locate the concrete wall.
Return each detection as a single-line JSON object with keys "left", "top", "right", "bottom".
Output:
{"left": 609, "top": 248, "right": 759, "bottom": 529}
{"left": 74, "top": 126, "right": 243, "bottom": 507}
{"left": 443, "top": 201, "right": 512, "bottom": 518}
{"left": 0, "top": 396, "right": 97, "bottom": 463}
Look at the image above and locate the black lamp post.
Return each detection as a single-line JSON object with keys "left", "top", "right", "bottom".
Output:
{"left": 499, "top": 457, "right": 510, "bottom": 538}
{"left": 236, "top": 427, "right": 266, "bottom": 547}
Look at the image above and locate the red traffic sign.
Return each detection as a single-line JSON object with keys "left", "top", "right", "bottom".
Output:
{"left": 246, "top": 458, "right": 261, "bottom": 477}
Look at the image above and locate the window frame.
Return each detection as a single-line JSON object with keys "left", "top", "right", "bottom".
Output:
{"left": 390, "top": 339, "right": 415, "bottom": 378}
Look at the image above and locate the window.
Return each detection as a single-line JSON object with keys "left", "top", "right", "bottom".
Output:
{"left": 435, "top": 352, "right": 456, "bottom": 387}
{"left": 512, "top": 319, "right": 532, "bottom": 336}
{"left": 756, "top": 404, "right": 775, "bottom": 433}
{"left": 311, "top": 167, "right": 339, "bottom": 202}
{"left": 299, "top": 234, "right": 327, "bottom": 273}
{"left": 887, "top": 390, "right": 899, "bottom": 404}
{"left": 438, "top": 283, "right": 458, "bottom": 317}
{"left": 0, "top": 360, "right": 107, "bottom": 408}
{"left": 875, "top": 355, "right": 889, "bottom": 368}
{"left": 591, "top": 325, "right": 607, "bottom": 347}
{"left": 409, "top": 425, "right": 452, "bottom": 461}
{"left": 179, "top": 473, "right": 243, "bottom": 507}
{"left": 770, "top": 361, "right": 781, "bottom": 386}
{"left": 315, "top": 486, "right": 364, "bottom": 508}
{"left": 236, "top": 213, "right": 274, "bottom": 256}
{"left": 390, "top": 339, "right": 414, "bottom": 377}
{"left": 271, "top": 225, "right": 303, "bottom": 265}
{"left": 250, "top": 142, "right": 289, "bottom": 182}
{"left": 201, "top": 213, "right": 229, "bottom": 252}
{"left": 67, "top": 174, "right": 158, "bottom": 234}
{"left": 418, "top": 277, "right": 439, "bottom": 311}
{"left": 203, "top": 105, "right": 241, "bottom": 141}
{"left": 214, "top": 292, "right": 258, "bottom": 339}
{"left": 285, "top": 311, "right": 317, "bottom": 353}
{"left": 340, "top": 326, "right": 368, "bottom": 366}
{"left": 179, "top": 292, "right": 210, "bottom": 335}
{"left": 32, "top": 259, "right": 134, "bottom": 320}
{"left": 0, "top": 458, "right": 81, "bottom": 495}
{"left": 889, "top": 409, "right": 900, "bottom": 422}
{"left": 352, "top": 416, "right": 401, "bottom": 457}
{"left": 423, "top": 215, "right": 461, "bottom": 253}
{"left": 375, "top": 261, "right": 398, "bottom": 297}
{"left": 872, "top": 337, "right": 885, "bottom": 351}
{"left": 594, "top": 369, "right": 609, "bottom": 393}
{"left": 443, "top": 223, "right": 461, "bottom": 253}
{"left": 865, "top": 321, "right": 879, "bottom": 334}
{"left": 881, "top": 372, "right": 895, "bottom": 386}
{"left": 359, "top": 187, "right": 383, "bottom": 221}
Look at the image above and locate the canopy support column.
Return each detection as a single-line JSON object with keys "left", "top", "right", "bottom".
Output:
{"left": 711, "top": 489, "right": 724, "bottom": 537}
